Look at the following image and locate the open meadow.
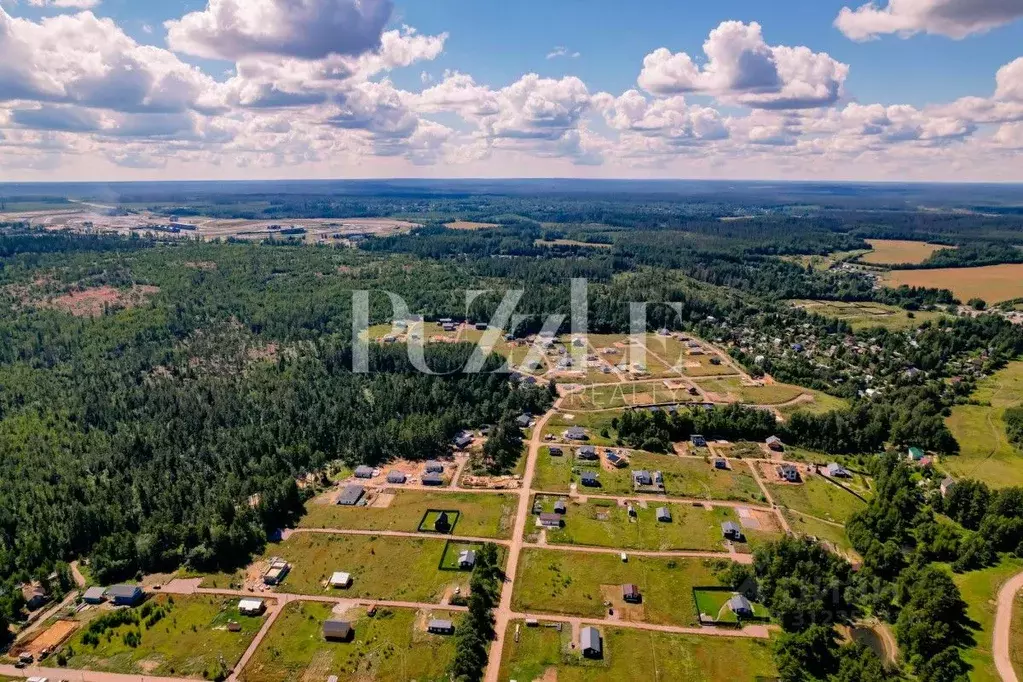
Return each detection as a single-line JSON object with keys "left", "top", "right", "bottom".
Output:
{"left": 497, "top": 619, "right": 777, "bottom": 682}
{"left": 859, "top": 239, "right": 950, "bottom": 265}
{"left": 239, "top": 602, "right": 458, "bottom": 682}
{"left": 762, "top": 473, "right": 867, "bottom": 524}
{"left": 790, "top": 299, "right": 947, "bottom": 331}
{"left": 952, "top": 557, "right": 1023, "bottom": 682}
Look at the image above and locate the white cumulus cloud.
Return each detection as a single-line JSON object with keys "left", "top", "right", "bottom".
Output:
{"left": 835, "top": 0, "right": 1023, "bottom": 40}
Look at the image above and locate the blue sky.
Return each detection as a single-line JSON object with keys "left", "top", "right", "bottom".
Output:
{"left": 1, "top": 0, "right": 1022, "bottom": 182}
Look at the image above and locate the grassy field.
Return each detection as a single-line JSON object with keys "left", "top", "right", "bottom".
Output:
{"left": 299, "top": 490, "right": 516, "bottom": 539}
{"left": 783, "top": 509, "right": 856, "bottom": 555}
{"left": 63, "top": 595, "right": 262, "bottom": 678}
{"left": 1012, "top": 576, "right": 1023, "bottom": 681}
{"left": 205, "top": 534, "right": 478, "bottom": 601}
{"left": 945, "top": 360, "right": 1023, "bottom": 488}
{"left": 790, "top": 299, "right": 946, "bottom": 332}
{"left": 692, "top": 589, "right": 770, "bottom": 623}
{"left": 695, "top": 376, "right": 805, "bottom": 405}
{"left": 512, "top": 549, "right": 725, "bottom": 626}
{"left": 541, "top": 411, "right": 618, "bottom": 447}
{"left": 764, "top": 475, "right": 867, "bottom": 524}
{"left": 240, "top": 602, "right": 458, "bottom": 682}
{"left": 953, "top": 557, "right": 1023, "bottom": 682}
{"left": 567, "top": 452, "right": 765, "bottom": 502}
{"left": 534, "top": 447, "right": 576, "bottom": 492}
{"left": 860, "top": 239, "right": 950, "bottom": 265}
{"left": 884, "top": 264, "right": 1023, "bottom": 304}
{"left": 497, "top": 619, "right": 777, "bottom": 682}
{"left": 543, "top": 499, "right": 780, "bottom": 551}
{"left": 781, "top": 249, "right": 870, "bottom": 271}
{"left": 560, "top": 382, "right": 700, "bottom": 411}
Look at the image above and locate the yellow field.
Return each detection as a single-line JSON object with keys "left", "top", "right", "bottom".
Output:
{"left": 860, "top": 239, "right": 950, "bottom": 265}
{"left": 444, "top": 221, "right": 499, "bottom": 230}
{"left": 884, "top": 264, "right": 1023, "bottom": 304}
{"left": 791, "top": 300, "right": 947, "bottom": 331}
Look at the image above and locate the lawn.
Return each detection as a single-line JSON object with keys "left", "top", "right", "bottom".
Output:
{"left": 497, "top": 619, "right": 777, "bottom": 682}
{"left": 692, "top": 589, "right": 770, "bottom": 623}
{"left": 860, "top": 239, "right": 951, "bottom": 265}
{"left": 790, "top": 299, "right": 946, "bottom": 332}
{"left": 783, "top": 509, "right": 857, "bottom": 557}
{"left": 512, "top": 549, "right": 725, "bottom": 626}
{"left": 299, "top": 490, "right": 516, "bottom": 539}
{"left": 239, "top": 602, "right": 458, "bottom": 682}
{"left": 945, "top": 360, "right": 1023, "bottom": 488}
{"left": 541, "top": 411, "right": 618, "bottom": 447}
{"left": 884, "top": 264, "right": 1023, "bottom": 304}
{"left": 206, "top": 534, "right": 481, "bottom": 602}
{"left": 764, "top": 474, "right": 867, "bottom": 524}
{"left": 543, "top": 499, "right": 781, "bottom": 552}
{"left": 560, "top": 382, "right": 700, "bottom": 411}
{"left": 573, "top": 452, "right": 765, "bottom": 502}
{"left": 534, "top": 447, "right": 576, "bottom": 492}
{"left": 694, "top": 377, "right": 805, "bottom": 405}
{"left": 62, "top": 594, "right": 262, "bottom": 678}
{"left": 952, "top": 557, "right": 1023, "bottom": 682}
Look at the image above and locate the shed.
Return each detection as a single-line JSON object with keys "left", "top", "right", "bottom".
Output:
{"left": 458, "top": 550, "right": 476, "bottom": 570}
{"left": 425, "top": 460, "right": 445, "bottom": 473}
{"left": 516, "top": 414, "right": 533, "bottom": 428}
{"left": 714, "top": 458, "right": 728, "bottom": 470}
{"left": 941, "top": 477, "right": 956, "bottom": 498}
{"left": 622, "top": 584, "right": 641, "bottom": 604}
{"left": 330, "top": 572, "right": 352, "bottom": 588}
{"left": 553, "top": 499, "right": 567, "bottom": 514}
{"left": 106, "top": 584, "right": 144, "bottom": 606}
{"left": 238, "top": 599, "right": 266, "bottom": 616}
{"left": 576, "top": 445, "right": 598, "bottom": 460}
{"left": 580, "top": 626, "right": 603, "bottom": 659}
{"left": 656, "top": 507, "right": 672, "bottom": 522}
{"left": 539, "top": 513, "right": 563, "bottom": 528}
{"left": 354, "top": 465, "right": 375, "bottom": 479}
{"left": 453, "top": 433, "right": 473, "bottom": 449}
{"left": 83, "top": 586, "right": 107, "bottom": 604}
{"left": 428, "top": 619, "right": 455, "bottom": 635}
{"left": 580, "top": 471, "right": 600, "bottom": 487}
{"left": 549, "top": 447, "right": 564, "bottom": 457}
{"left": 422, "top": 473, "right": 445, "bottom": 486}
{"left": 323, "top": 619, "right": 353, "bottom": 641}
{"left": 336, "top": 484, "right": 365, "bottom": 506}
{"left": 728, "top": 594, "right": 754, "bottom": 617}
{"left": 722, "top": 521, "right": 744, "bottom": 541}
{"left": 386, "top": 471, "right": 407, "bottom": 484}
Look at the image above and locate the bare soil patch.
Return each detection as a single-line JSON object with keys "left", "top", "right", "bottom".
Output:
{"left": 45, "top": 285, "right": 159, "bottom": 317}
{"left": 20, "top": 619, "right": 77, "bottom": 657}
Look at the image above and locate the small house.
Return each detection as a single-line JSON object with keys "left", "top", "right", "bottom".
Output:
{"left": 580, "top": 471, "right": 600, "bottom": 487}
{"left": 581, "top": 626, "right": 603, "bottom": 659}
{"left": 656, "top": 507, "right": 672, "bottom": 522}
{"left": 826, "top": 463, "right": 850, "bottom": 478}
{"left": 766, "top": 436, "right": 783, "bottom": 451}
{"left": 330, "top": 572, "right": 352, "bottom": 588}
{"left": 549, "top": 446, "right": 563, "bottom": 457}
{"left": 453, "top": 433, "right": 473, "bottom": 449}
{"left": 516, "top": 414, "right": 533, "bottom": 428}
{"left": 428, "top": 619, "right": 455, "bottom": 635}
{"left": 425, "top": 461, "right": 445, "bottom": 473}
{"left": 908, "top": 446, "right": 926, "bottom": 462}
{"left": 386, "top": 471, "right": 407, "bottom": 484}
{"left": 713, "top": 458, "right": 728, "bottom": 470}
{"left": 553, "top": 499, "right": 567, "bottom": 515}
{"left": 458, "top": 550, "right": 476, "bottom": 570}
{"left": 83, "top": 586, "right": 106, "bottom": 604}
{"left": 20, "top": 583, "right": 49, "bottom": 611}
{"left": 632, "top": 470, "right": 653, "bottom": 487}
{"left": 777, "top": 464, "right": 800, "bottom": 483}
{"left": 323, "top": 619, "right": 353, "bottom": 642}
{"left": 622, "top": 584, "right": 641, "bottom": 604}
{"left": 354, "top": 466, "right": 374, "bottom": 479}
{"left": 474, "top": 322, "right": 487, "bottom": 331}
{"left": 710, "top": 357, "right": 722, "bottom": 365}
{"left": 238, "top": 599, "right": 266, "bottom": 616}
{"left": 576, "top": 445, "right": 598, "bottom": 460}
{"left": 691, "top": 434, "right": 707, "bottom": 448}
{"left": 434, "top": 512, "right": 452, "bottom": 533}
{"left": 606, "top": 452, "right": 626, "bottom": 468}
{"left": 565, "top": 426, "right": 587, "bottom": 441}
{"left": 336, "top": 484, "right": 365, "bottom": 506}
{"left": 941, "top": 477, "right": 956, "bottom": 498}
{"left": 728, "top": 594, "right": 754, "bottom": 617}
{"left": 106, "top": 584, "right": 144, "bottom": 606}
{"left": 722, "top": 521, "right": 744, "bottom": 541}
{"left": 422, "top": 473, "right": 445, "bottom": 486}
{"left": 263, "top": 558, "right": 291, "bottom": 586}
{"left": 539, "top": 513, "right": 563, "bottom": 529}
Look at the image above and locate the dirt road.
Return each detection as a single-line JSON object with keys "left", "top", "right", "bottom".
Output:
{"left": 524, "top": 542, "right": 753, "bottom": 564}
{"left": 0, "top": 664, "right": 200, "bottom": 681}
{"left": 994, "top": 569, "right": 1023, "bottom": 682}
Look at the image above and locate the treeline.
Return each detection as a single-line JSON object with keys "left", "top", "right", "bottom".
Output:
{"left": 611, "top": 404, "right": 778, "bottom": 452}
{"left": 1006, "top": 406, "right": 1023, "bottom": 449}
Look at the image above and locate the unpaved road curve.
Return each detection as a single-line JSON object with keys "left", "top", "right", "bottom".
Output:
{"left": 994, "top": 570, "right": 1023, "bottom": 682}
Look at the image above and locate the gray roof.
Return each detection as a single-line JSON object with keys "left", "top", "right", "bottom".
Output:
{"left": 337, "top": 484, "right": 365, "bottom": 506}
{"left": 729, "top": 594, "right": 753, "bottom": 613}
{"left": 458, "top": 549, "right": 476, "bottom": 566}
{"left": 580, "top": 626, "right": 602, "bottom": 653}
{"left": 425, "top": 460, "right": 444, "bottom": 473}
{"left": 722, "top": 521, "right": 741, "bottom": 534}
{"left": 429, "top": 618, "right": 454, "bottom": 631}
{"left": 422, "top": 472, "right": 444, "bottom": 484}
{"left": 386, "top": 471, "right": 407, "bottom": 483}
{"left": 323, "top": 619, "right": 352, "bottom": 638}
{"left": 656, "top": 506, "right": 671, "bottom": 521}
{"left": 106, "top": 584, "right": 142, "bottom": 599}
{"left": 354, "top": 466, "right": 374, "bottom": 478}
{"left": 83, "top": 586, "right": 106, "bottom": 601}
{"left": 580, "top": 471, "right": 598, "bottom": 482}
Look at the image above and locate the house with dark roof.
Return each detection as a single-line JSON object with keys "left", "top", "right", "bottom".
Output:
{"left": 606, "top": 452, "right": 626, "bottom": 468}
{"left": 386, "top": 471, "right": 407, "bottom": 484}
{"left": 766, "top": 436, "right": 783, "bottom": 451}
{"left": 656, "top": 507, "right": 672, "bottom": 522}
{"left": 576, "top": 445, "right": 598, "bottom": 460}
{"left": 422, "top": 473, "right": 445, "bottom": 486}
{"left": 516, "top": 414, "right": 533, "bottom": 428}
{"left": 632, "top": 470, "right": 653, "bottom": 487}
{"left": 323, "top": 619, "right": 353, "bottom": 641}
{"left": 548, "top": 447, "right": 563, "bottom": 457}
{"left": 729, "top": 594, "right": 753, "bottom": 617}
{"left": 539, "top": 513, "right": 563, "bottom": 529}
{"left": 691, "top": 434, "right": 707, "bottom": 447}
{"left": 428, "top": 619, "right": 455, "bottom": 635}
{"left": 565, "top": 426, "right": 587, "bottom": 441}
{"left": 453, "top": 433, "right": 473, "bottom": 449}
{"left": 354, "top": 465, "right": 375, "bottom": 479}
{"left": 581, "top": 626, "right": 603, "bottom": 659}
{"left": 722, "top": 521, "right": 744, "bottom": 541}
{"left": 425, "top": 461, "right": 444, "bottom": 473}
{"left": 554, "top": 499, "right": 567, "bottom": 514}
{"left": 20, "top": 583, "right": 49, "bottom": 611}
{"left": 434, "top": 512, "right": 452, "bottom": 533}
{"left": 336, "top": 484, "right": 365, "bottom": 506}
{"left": 714, "top": 458, "right": 728, "bottom": 470}
{"left": 106, "top": 584, "right": 144, "bottom": 606}
{"left": 580, "top": 471, "right": 600, "bottom": 487}
{"left": 622, "top": 584, "right": 641, "bottom": 604}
